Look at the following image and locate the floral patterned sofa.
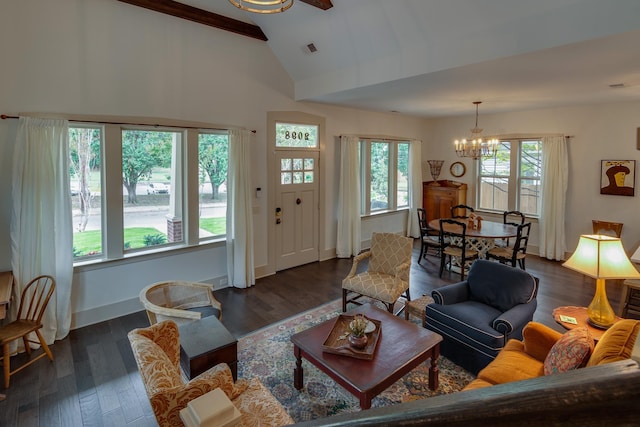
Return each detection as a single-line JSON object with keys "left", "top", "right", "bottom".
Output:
{"left": 128, "top": 320, "right": 293, "bottom": 427}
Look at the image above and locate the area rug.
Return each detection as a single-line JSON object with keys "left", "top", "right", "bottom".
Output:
{"left": 237, "top": 299, "right": 475, "bottom": 423}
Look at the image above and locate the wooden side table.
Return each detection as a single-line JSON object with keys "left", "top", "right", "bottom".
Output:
{"left": 0, "top": 271, "right": 13, "bottom": 402}
{"left": 620, "top": 279, "right": 640, "bottom": 319}
{"left": 553, "top": 306, "right": 621, "bottom": 341}
{"left": 178, "top": 315, "right": 238, "bottom": 380}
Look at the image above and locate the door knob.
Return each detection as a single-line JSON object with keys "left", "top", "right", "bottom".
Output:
{"left": 296, "top": 198, "right": 301, "bottom": 205}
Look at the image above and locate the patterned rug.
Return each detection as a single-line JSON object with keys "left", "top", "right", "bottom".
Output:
{"left": 237, "top": 299, "right": 475, "bottom": 423}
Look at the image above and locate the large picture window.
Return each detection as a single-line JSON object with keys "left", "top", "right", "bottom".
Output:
{"left": 477, "top": 138, "right": 542, "bottom": 216}
{"left": 360, "top": 139, "right": 410, "bottom": 215}
{"left": 70, "top": 123, "right": 230, "bottom": 262}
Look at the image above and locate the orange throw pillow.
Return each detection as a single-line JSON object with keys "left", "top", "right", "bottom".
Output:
{"left": 587, "top": 319, "right": 640, "bottom": 366}
{"left": 543, "top": 327, "right": 594, "bottom": 375}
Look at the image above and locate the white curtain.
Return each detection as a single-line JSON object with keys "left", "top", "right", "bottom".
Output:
{"left": 226, "top": 129, "right": 255, "bottom": 288}
{"left": 539, "top": 135, "right": 568, "bottom": 260}
{"left": 406, "top": 139, "right": 422, "bottom": 238}
{"left": 336, "top": 135, "right": 361, "bottom": 258}
{"left": 11, "top": 117, "right": 73, "bottom": 343}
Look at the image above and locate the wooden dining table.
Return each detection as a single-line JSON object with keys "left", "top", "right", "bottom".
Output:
{"left": 428, "top": 218, "right": 518, "bottom": 259}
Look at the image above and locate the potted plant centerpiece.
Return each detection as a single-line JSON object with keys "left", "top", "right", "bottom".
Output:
{"left": 348, "top": 314, "right": 369, "bottom": 349}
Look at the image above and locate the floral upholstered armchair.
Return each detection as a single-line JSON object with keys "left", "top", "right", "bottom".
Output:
{"left": 128, "top": 320, "right": 293, "bottom": 427}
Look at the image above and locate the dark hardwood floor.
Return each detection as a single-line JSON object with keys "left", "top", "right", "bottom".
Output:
{"left": 0, "top": 240, "right": 629, "bottom": 426}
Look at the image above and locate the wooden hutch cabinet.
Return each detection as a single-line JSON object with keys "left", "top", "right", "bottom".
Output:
{"left": 422, "top": 180, "right": 468, "bottom": 222}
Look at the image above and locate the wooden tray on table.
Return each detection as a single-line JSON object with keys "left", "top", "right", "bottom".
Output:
{"left": 322, "top": 314, "right": 382, "bottom": 360}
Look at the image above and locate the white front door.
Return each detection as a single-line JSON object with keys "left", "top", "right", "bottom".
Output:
{"left": 275, "top": 150, "right": 319, "bottom": 270}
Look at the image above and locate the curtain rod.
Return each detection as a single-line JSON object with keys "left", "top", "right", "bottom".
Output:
{"left": 1, "top": 114, "right": 256, "bottom": 133}
{"left": 340, "top": 134, "right": 417, "bottom": 142}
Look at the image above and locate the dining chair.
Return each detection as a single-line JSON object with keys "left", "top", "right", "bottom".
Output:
{"left": 592, "top": 220, "right": 623, "bottom": 237}
{"left": 450, "top": 204, "right": 474, "bottom": 219}
{"left": 497, "top": 210, "right": 526, "bottom": 247}
{"left": 439, "top": 218, "right": 479, "bottom": 280}
{"left": 487, "top": 222, "right": 532, "bottom": 269}
{"left": 417, "top": 208, "right": 442, "bottom": 261}
{"left": 504, "top": 210, "right": 526, "bottom": 226}
{"left": 0, "top": 275, "right": 56, "bottom": 388}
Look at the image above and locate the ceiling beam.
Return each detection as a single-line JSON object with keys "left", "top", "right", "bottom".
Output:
{"left": 300, "top": 0, "right": 333, "bottom": 10}
{"left": 116, "top": 0, "right": 268, "bottom": 41}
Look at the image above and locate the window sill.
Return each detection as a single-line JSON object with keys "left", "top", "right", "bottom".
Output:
{"left": 475, "top": 210, "right": 539, "bottom": 223}
{"left": 73, "top": 239, "right": 226, "bottom": 273}
{"left": 361, "top": 207, "right": 409, "bottom": 220}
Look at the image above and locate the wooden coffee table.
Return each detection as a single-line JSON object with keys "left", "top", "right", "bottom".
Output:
{"left": 291, "top": 303, "right": 442, "bottom": 409}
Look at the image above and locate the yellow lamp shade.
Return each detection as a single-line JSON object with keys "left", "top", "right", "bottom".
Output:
{"left": 563, "top": 235, "right": 640, "bottom": 280}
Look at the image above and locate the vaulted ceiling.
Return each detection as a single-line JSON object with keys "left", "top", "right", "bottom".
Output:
{"left": 120, "top": 0, "right": 640, "bottom": 118}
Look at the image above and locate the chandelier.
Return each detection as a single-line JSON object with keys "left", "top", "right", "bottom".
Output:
{"left": 454, "top": 101, "right": 499, "bottom": 159}
{"left": 228, "top": 0, "right": 294, "bottom": 14}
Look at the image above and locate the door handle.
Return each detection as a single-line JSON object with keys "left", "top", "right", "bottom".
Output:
{"left": 296, "top": 198, "right": 301, "bottom": 205}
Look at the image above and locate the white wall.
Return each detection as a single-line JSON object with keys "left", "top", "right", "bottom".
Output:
{"left": 424, "top": 102, "right": 640, "bottom": 255}
{"left": 0, "top": 0, "right": 427, "bottom": 328}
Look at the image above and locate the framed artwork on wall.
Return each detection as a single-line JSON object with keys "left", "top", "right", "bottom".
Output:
{"left": 600, "top": 160, "right": 635, "bottom": 196}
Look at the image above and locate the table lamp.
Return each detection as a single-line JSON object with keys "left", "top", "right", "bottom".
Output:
{"left": 563, "top": 234, "right": 640, "bottom": 329}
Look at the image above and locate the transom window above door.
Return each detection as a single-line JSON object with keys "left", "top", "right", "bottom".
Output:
{"left": 275, "top": 122, "right": 318, "bottom": 148}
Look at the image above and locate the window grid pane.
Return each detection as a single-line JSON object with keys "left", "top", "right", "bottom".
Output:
{"left": 520, "top": 140, "right": 542, "bottom": 178}
{"left": 304, "top": 171, "right": 314, "bottom": 183}
{"left": 281, "top": 158, "right": 291, "bottom": 171}
{"left": 281, "top": 172, "right": 292, "bottom": 184}
{"left": 397, "top": 143, "right": 409, "bottom": 208}
{"left": 370, "top": 142, "right": 389, "bottom": 211}
{"left": 304, "top": 158, "right": 314, "bottom": 170}
{"left": 122, "top": 129, "right": 180, "bottom": 250}
{"left": 199, "top": 132, "right": 228, "bottom": 239}
{"left": 481, "top": 142, "right": 511, "bottom": 176}
{"left": 479, "top": 177, "right": 509, "bottom": 211}
{"left": 70, "top": 126, "right": 102, "bottom": 259}
{"left": 520, "top": 178, "right": 540, "bottom": 215}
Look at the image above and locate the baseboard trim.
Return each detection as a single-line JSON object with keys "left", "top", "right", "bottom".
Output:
{"left": 72, "top": 297, "right": 144, "bottom": 330}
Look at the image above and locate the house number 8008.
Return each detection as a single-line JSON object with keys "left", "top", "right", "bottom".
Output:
{"left": 284, "top": 131, "right": 310, "bottom": 140}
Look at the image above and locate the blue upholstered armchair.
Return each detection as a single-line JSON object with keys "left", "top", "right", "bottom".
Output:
{"left": 425, "top": 260, "right": 539, "bottom": 374}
